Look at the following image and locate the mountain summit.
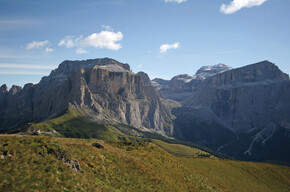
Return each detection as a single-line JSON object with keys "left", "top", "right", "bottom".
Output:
{"left": 195, "top": 63, "right": 232, "bottom": 79}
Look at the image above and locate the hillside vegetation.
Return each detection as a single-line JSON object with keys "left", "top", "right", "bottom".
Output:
{"left": 27, "top": 108, "right": 142, "bottom": 142}
{"left": 0, "top": 135, "right": 289, "bottom": 192}
{"left": 150, "top": 139, "right": 216, "bottom": 158}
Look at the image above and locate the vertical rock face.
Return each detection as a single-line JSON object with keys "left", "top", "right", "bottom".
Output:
{"left": 0, "top": 58, "right": 173, "bottom": 134}
{"left": 175, "top": 61, "right": 290, "bottom": 162}
{"left": 186, "top": 60, "right": 290, "bottom": 133}
{"left": 137, "top": 72, "right": 152, "bottom": 86}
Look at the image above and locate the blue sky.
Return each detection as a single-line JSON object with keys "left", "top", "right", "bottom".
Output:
{"left": 0, "top": 0, "right": 290, "bottom": 87}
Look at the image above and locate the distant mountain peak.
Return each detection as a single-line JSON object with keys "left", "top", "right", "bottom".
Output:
{"left": 195, "top": 63, "right": 232, "bottom": 78}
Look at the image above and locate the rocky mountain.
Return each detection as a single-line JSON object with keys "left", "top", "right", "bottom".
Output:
{"left": 153, "top": 63, "right": 232, "bottom": 101}
{"left": 173, "top": 60, "right": 290, "bottom": 162}
{"left": 1, "top": 58, "right": 289, "bottom": 163}
{"left": 0, "top": 58, "right": 173, "bottom": 134}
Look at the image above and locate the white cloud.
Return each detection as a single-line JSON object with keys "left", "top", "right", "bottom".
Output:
{"left": 160, "top": 42, "right": 180, "bottom": 53}
{"left": 76, "top": 48, "right": 88, "bottom": 54}
{"left": 82, "top": 31, "right": 123, "bottom": 50}
{"left": 0, "top": 63, "right": 56, "bottom": 69}
{"left": 59, "top": 30, "right": 123, "bottom": 52}
{"left": 45, "top": 47, "right": 54, "bottom": 53}
{"left": 220, "top": 0, "right": 268, "bottom": 14}
{"left": 58, "top": 36, "right": 81, "bottom": 48}
{"left": 26, "top": 40, "right": 49, "bottom": 50}
{"left": 137, "top": 64, "right": 143, "bottom": 68}
{"left": 165, "top": 0, "right": 187, "bottom": 3}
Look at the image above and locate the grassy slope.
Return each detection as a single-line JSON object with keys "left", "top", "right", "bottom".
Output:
{"left": 0, "top": 135, "right": 289, "bottom": 192}
{"left": 28, "top": 109, "right": 221, "bottom": 158}
{"left": 151, "top": 139, "right": 216, "bottom": 158}
{"left": 29, "top": 108, "right": 139, "bottom": 142}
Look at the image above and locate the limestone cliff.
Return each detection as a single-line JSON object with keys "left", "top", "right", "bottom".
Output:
{"left": 0, "top": 58, "right": 173, "bottom": 134}
{"left": 174, "top": 60, "right": 290, "bottom": 162}
{"left": 185, "top": 60, "right": 290, "bottom": 133}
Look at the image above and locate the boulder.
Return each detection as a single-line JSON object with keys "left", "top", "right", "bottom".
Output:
{"left": 92, "top": 143, "right": 104, "bottom": 149}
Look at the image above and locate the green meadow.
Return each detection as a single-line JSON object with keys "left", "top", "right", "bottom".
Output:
{"left": 0, "top": 135, "right": 289, "bottom": 192}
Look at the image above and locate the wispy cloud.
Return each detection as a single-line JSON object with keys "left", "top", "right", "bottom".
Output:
{"left": 0, "top": 70, "right": 48, "bottom": 75}
{"left": 160, "top": 42, "right": 180, "bottom": 53}
{"left": 217, "top": 50, "right": 240, "bottom": 55}
{"left": 165, "top": 0, "right": 187, "bottom": 3}
{"left": 58, "top": 36, "right": 83, "bottom": 48}
{"left": 0, "top": 54, "right": 28, "bottom": 59}
{"left": 59, "top": 29, "right": 123, "bottom": 52}
{"left": 45, "top": 47, "right": 54, "bottom": 53}
{"left": 102, "top": 25, "right": 113, "bottom": 31}
{"left": 76, "top": 48, "right": 88, "bottom": 54}
{"left": 220, "top": 0, "right": 268, "bottom": 14}
{"left": 26, "top": 40, "right": 53, "bottom": 53}
{"left": 0, "top": 63, "right": 56, "bottom": 70}
{"left": 58, "top": 36, "right": 75, "bottom": 48}
{"left": 0, "top": 18, "right": 36, "bottom": 31}
{"left": 26, "top": 40, "right": 49, "bottom": 50}
{"left": 0, "top": 19, "right": 35, "bottom": 25}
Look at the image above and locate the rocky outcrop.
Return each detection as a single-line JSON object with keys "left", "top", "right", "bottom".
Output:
{"left": 0, "top": 58, "right": 173, "bottom": 134}
{"left": 92, "top": 143, "right": 104, "bottom": 149}
{"left": 137, "top": 72, "right": 152, "bottom": 86}
{"left": 65, "top": 160, "right": 82, "bottom": 173}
